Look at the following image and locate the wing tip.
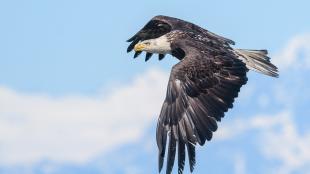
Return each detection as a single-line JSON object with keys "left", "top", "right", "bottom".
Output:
{"left": 127, "top": 46, "right": 133, "bottom": 53}
{"left": 134, "top": 51, "right": 142, "bottom": 58}
{"left": 127, "top": 35, "right": 137, "bottom": 42}
{"left": 158, "top": 156, "right": 164, "bottom": 173}
{"left": 165, "top": 135, "right": 177, "bottom": 174}
{"left": 145, "top": 53, "right": 153, "bottom": 62}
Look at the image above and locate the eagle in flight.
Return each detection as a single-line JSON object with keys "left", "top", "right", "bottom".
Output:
{"left": 126, "top": 15, "right": 278, "bottom": 174}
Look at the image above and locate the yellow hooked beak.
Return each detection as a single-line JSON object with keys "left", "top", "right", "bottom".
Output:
{"left": 134, "top": 43, "right": 146, "bottom": 52}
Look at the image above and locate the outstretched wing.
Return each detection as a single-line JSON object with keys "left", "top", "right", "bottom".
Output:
{"left": 156, "top": 42, "right": 248, "bottom": 174}
{"left": 127, "top": 15, "right": 235, "bottom": 61}
{"left": 127, "top": 18, "right": 172, "bottom": 52}
{"left": 127, "top": 17, "right": 172, "bottom": 61}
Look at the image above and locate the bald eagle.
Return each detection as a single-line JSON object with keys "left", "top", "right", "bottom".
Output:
{"left": 127, "top": 15, "right": 278, "bottom": 174}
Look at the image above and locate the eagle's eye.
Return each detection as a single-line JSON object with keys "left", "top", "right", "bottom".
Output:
{"left": 144, "top": 42, "right": 151, "bottom": 45}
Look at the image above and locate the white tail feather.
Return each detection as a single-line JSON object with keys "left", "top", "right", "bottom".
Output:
{"left": 234, "top": 49, "right": 279, "bottom": 77}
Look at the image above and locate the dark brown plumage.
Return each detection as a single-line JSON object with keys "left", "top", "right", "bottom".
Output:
{"left": 156, "top": 32, "right": 248, "bottom": 174}
{"left": 126, "top": 15, "right": 278, "bottom": 174}
{"left": 127, "top": 15, "right": 234, "bottom": 62}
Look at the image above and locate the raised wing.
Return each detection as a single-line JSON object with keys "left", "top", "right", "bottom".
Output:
{"left": 127, "top": 15, "right": 235, "bottom": 61}
{"left": 127, "top": 18, "right": 172, "bottom": 52}
{"left": 156, "top": 43, "right": 248, "bottom": 174}
{"left": 127, "top": 17, "right": 172, "bottom": 61}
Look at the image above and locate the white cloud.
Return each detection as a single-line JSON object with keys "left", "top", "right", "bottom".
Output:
{"left": 273, "top": 33, "right": 310, "bottom": 70}
{"left": 215, "top": 111, "right": 310, "bottom": 174}
{"left": 234, "top": 154, "right": 246, "bottom": 174}
{"left": 1, "top": 32, "right": 310, "bottom": 174}
{"left": 216, "top": 33, "right": 310, "bottom": 173}
{"left": 215, "top": 111, "right": 290, "bottom": 141}
{"left": 260, "top": 114, "right": 310, "bottom": 174}
{"left": 0, "top": 68, "right": 169, "bottom": 165}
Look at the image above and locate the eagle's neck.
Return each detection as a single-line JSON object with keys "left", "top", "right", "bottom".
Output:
{"left": 145, "top": 35, "right": 172, "bottom": 55}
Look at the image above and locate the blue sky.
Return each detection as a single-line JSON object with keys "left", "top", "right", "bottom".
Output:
{"left": 1, "top": 0, "right": 310, "bottom": 174}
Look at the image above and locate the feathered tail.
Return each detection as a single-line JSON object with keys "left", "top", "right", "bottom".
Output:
{"left": 234, "top": 49, "right": 279, "bottom": 77}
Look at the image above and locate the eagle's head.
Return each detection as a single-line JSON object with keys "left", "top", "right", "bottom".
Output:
{"left": 134, "top": 35, "right": 172, "bottom": 55}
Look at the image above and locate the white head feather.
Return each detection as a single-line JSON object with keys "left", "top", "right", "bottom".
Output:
{"left": 134, "top": 35, "right": 172, "bottom": 54}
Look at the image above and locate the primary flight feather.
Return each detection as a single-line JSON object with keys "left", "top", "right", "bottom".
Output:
{"left": 126, "top": 15, "right": 278, "bottom": 174}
